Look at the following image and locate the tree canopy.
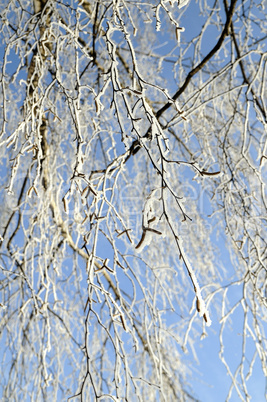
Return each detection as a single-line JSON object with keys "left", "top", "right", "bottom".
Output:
{"left": 0, "top": 0, "right": 266, "bottom": 400}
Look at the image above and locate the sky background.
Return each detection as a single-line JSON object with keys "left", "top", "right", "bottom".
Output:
{"left": 0, "top": 0, "right": 266, "bottom": 400}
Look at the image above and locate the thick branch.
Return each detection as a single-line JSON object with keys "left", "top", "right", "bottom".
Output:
{"left": 155, "top": 0, "right": 238, "bottom": 119}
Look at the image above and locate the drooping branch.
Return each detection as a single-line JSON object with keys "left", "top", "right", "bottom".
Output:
{"left": 155, "top": 0, "right": 238, "bottom": 119}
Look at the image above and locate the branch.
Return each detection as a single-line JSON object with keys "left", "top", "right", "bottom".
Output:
{"left": 155, "top": 0, "right": 238, "bottom": 119}
{"left": 229, "top": 12, "right": 267, "bottom": 123}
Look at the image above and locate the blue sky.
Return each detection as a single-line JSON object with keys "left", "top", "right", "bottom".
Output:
{"left": 0, "top": 0, "right": 266, "bottom": 400}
